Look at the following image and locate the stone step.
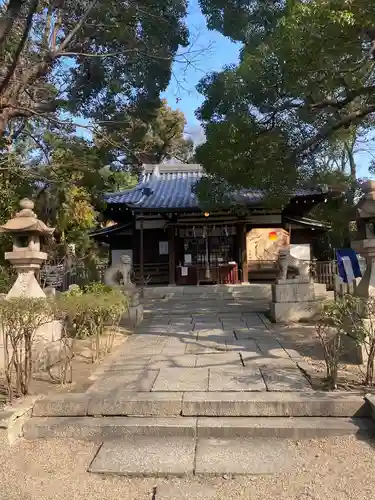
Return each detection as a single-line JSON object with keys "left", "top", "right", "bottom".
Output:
{"left": 23, "top": 416, "right": 375, "bottom": 441}
{"left": 182, "top": 392, "right": 371, "bottom": 417}
{"left": 88, "top": 436, "right": 298, "bottom": 477}
{"left": 31, "top": 392, "right": 371, "bottom": 418}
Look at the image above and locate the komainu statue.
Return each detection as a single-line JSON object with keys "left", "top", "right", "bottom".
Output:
{"left": 277, "top": 248, "right": 310, "bottom": 281}
{"left": 104, "top": 254, "right": 135, "bottom": 291}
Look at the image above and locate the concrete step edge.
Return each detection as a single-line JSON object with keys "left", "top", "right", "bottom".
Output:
{"left": 31, "top": 392, "right": 370, "bottom": 418}
{"left": 23, "top": 416, "right": 375, "bottom": 441}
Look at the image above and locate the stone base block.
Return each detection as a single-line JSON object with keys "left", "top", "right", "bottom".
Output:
{"left": 122, "top": 304, "right": 144, "bottom": 327}
{"left": 270, "top": 300, "right": 320, "bottom": 323}
{"left": 275, "top": 278, "right": 310, "bottom": 285}
{"left": 272, "top": 282, "right": 315, "bottom": 303}
{"left": 341, "top": 335, "right": 368, "bottom": 365}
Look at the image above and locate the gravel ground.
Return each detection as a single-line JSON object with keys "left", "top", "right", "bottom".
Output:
{"left": 0, "top": 434, "right": 375, "bottom": 500}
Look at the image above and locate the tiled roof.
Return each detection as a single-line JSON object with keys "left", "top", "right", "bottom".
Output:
{"left": 104, "top": 164, "right": 328, "bottom": 210}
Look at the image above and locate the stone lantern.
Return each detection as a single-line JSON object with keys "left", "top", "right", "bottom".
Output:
{"left": 352, "top": 180, "right": 375, "bottom": 298}
{"left": 0, "top": 198, "right": 54, "bottom": 299}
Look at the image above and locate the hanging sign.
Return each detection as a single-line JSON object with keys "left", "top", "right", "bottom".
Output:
{"left": 159, "top": 241, "right": 169, "bottom": 255}
{"left": 184, "top": 254, "right": 192, "bottom": 265}
{"left": 181, "top": 266, "right": 188, "bottom": 276}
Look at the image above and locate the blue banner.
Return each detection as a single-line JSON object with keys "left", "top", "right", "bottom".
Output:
{"left": 336, "top": 248, "right": 362, "bottom": 284}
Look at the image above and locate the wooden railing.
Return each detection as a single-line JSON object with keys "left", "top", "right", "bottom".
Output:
{"left": 311, "top": 260, "right": 338, "bottom": 290}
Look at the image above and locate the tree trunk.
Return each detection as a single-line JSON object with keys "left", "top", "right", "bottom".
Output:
{"left": 343, "top": 140, "right": 357, "bottom": 247}
{"left": 0, "top": 0, "right": 25, "bottom": 47}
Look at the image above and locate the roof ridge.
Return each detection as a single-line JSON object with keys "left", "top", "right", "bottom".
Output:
{"left": 142, "top": 163, "right": 203, "bottom": 174}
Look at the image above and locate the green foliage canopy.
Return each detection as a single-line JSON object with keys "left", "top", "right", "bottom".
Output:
{"left": 0, "top": 0, "right": 189, "bottom": 144}
{"left": 196, "top": 0, "right": 375, "bottom": 193}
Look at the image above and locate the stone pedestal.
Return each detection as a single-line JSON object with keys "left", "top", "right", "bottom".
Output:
{"left": 5, "top": 250, "right": 48, "bottom": 299}
{"left": 350, "top": 240, "right": 375, "bottom": 363}
{"left": 123, "top": 289, "right": 143, "bottom": 327}
{"left": 351, "top": 240, "right": 375, "bottom": 298}
{"left": 270, "top": 279, "right": 320, "bottom": 322}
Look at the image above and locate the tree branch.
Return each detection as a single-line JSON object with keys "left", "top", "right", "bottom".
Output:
{"left": 54, "top": 0, "right": 99, "bottom": 55}
{"left": 297, "top": 104, "right": 375, "bottom": 157}
{"left": 309, "top": 86, "right": 375, "bottom": 111}
{"left": 0, "top": 0, "right": 39, "bottom": 95}
{"left": 0, "top": 0, "right": 25, "bottom": 47}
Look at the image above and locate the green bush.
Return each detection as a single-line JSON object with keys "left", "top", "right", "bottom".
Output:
{"left": 83, "top": 282, "right": 114, "bottom": 295}
{"left": 56, "top": 285, "right": 129, "bottom": 361}
{"left": 0, "top": 298, "right": 51, "bottom": 400}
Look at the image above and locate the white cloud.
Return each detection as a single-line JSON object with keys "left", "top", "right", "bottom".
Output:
{"left": 185, "top": 122, "right": 206, "bottom": 146}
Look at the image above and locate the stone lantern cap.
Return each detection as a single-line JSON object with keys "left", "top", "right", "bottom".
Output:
{"left": 356, "top": 180, "right": 375, "bottom": 219}
{"left": 0, "top": 198, "right": 54, "bottom": 235}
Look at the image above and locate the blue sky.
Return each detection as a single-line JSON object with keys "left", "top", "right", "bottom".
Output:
{"left": 161, "top": 0, "right": 240, "bottom": 145}
{"left": 161, "top": 0, "right": 374, "bottom": 178}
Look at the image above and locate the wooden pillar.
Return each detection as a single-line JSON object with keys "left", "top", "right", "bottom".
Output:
{"left": 131, "top": 213, "right": 137, "bottom": 268}
{"left": 168, "top": 225, "right": 176, "bottom": 285}
{"left": 237, "top": 221, "right": 249, "bottom": 283}
{"left": 139, "top": 213, "right": 144, "bottom": 289}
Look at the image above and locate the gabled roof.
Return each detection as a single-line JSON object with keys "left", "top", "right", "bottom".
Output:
{"left": 104, "top": 164, "right": 334, "bottom": 211}
{"left": 89, "top": 223, "right": 132, "bottom": 239}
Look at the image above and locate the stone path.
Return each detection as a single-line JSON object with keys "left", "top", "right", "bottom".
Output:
{"left": 88, "top": 298, "right": 313, "bottom": 394}
{"left": 23, "top": 295, "right": 375, "bottom": 477}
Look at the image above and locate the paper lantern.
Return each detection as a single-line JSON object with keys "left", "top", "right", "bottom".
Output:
{"left": 268, "top": 231, "right": 278, "bottom": 241}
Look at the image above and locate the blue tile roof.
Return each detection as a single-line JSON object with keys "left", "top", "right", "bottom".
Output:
{"left": 104, "top": 164, "right": 328, "bottom": 210}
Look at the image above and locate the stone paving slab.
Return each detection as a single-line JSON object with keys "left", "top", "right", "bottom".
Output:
{"left": 193, "top": 323, "right": 223, "bottom": 331}
{"left": 185, "top": 341, "right": 227, "bottom": 354}
{"left": 234, "top": 328, "right": 272, "bottom": 340}
{"left": 88, "top": 392, "right": 183, "bottom": 416}
{"left": 281, "top": 346, "right": 303, "bottom": 359}
{"left": 99, "top": 355, "right": 153, "bottom": 372}
{"left": 195, "top": 353, "right": 242, "bottom": 368}
{"left": 226, "top": 339, "right": 261, "bottom": 354}
{"left": 195, "top": 329, "right": 232, "bottom": 339}
{"left": 244, "top": 317, "right": 267, "bottom": 328}
{"left": 163, "top": 337, "right": 191, "bottom": 347}
{"left": 195, "top": 438, "right": 296, "bottom": 475}
{"left": 89, "top": 437, "right": 195, "bottom": 476}
{"left": 148, "top": 355, "right": 197, "bottom": 369}
{"left": 86, "top": 370, "right": 159, "bottom": 394}
{"left": 255, "top": 340, "right": 289, "bottom": 358}
{"left": 169, "top": 320, "right": 194, "bottom": 328}
{"left": 208, "top": 367, "right": 265, "bottom": 392}
{"left": 160, "top": 346, "right": 188, "bottom": 356}
{"left": 152, "top": 368, "right": 209, "bottom": 391}
{"left": 191, "top": 315, "right": 221, "bottom": 322}
{"left": 240, "top": 356, "right": 298, "bottom": 369}
{"left": 118, "top": 342, "right": 167, "bottom": 356}
{"left": 160, "top": 338, "right": 188, "bottom": 355}
{"left": 260, "top": 368, "right": 313, "bottom": 392}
